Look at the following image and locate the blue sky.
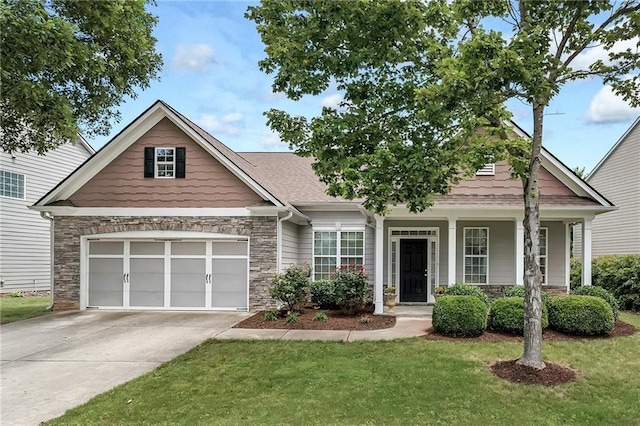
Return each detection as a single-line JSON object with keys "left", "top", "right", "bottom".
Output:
{"left": 90, "top": 1, "right": 640, "bottom": 173}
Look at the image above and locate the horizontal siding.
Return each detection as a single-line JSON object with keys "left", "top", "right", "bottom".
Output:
{"left": 281, "top": 220, "right": 299, "bottom": 269}
{"left": 0, "top": 143, "right": 92, "bottom": 290}
{"left": 69, "top": 118, "right": 265, "bottom": 207}
{"left": 544, "top": 221, "right": 566, "bottom": 286}
{"left": 365, "top": 225, "right": 375, "bottom": 285}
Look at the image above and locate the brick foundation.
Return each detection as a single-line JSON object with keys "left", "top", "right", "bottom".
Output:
{"left": 52, "top": 216, "right": 277, "bottom": 312}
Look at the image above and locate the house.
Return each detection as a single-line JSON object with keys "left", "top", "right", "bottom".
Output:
{"left": 31, "top": 101, "right": 613, "bottom": 313}
{"left": 1, "top": 140, "right": 94, "bottom": 292}
{"left": 573, "top": 117, "right": 640, "bottom": 257}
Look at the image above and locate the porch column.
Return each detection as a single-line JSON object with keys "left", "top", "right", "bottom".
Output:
{"left": 374, "top": 215, "right": 385, "bottom": 314}
{"left": 581, "top": 218, "right": 593, "bottom": 286}
{"left": 448, "top": 218, "right": 457, "bottom": 285}
{"left": 515, "top": 218, "right": 524, "bottom": 285}
{"left": 565, "top": 222, "right": 571, "bottom": 293}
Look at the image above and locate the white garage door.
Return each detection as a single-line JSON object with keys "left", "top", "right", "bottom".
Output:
{"left": 87, "top": 239, "right": 248, "bottom": 310}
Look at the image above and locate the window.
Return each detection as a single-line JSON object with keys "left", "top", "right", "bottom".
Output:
{"left": 476, "top": 163, "right": 495, "bottom": 176}
{"left": 144, "top": 147, "right": 186, "bottom": 178}
{"left": 0, "top": 170, "right": 25, "bottom": 199}
{"left": 313, "top": 230, "right": 364, "bottom": 280}
{"left": 464, "top": 228, "right": 488, "bottom": 284}
{"left": 539, "top": 228, "right": 548, "bottom": 284}
{"left": 155, "top": 148, "right": 175, "bottom": 178}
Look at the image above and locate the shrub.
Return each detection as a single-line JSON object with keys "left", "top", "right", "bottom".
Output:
{"left": 570, "top": 257, "right": 582, "bottom": 289}
{"left": 488, "top": 297, "right": 548, "bottom": 334}
{"left": 263, "top": 310, "right": 279, "bottom": 321}
{"left": 443, "top": 283, "right": 491, "bottom": 308}
{"left": 310, "top": 279, "right": 337, "bottom": 310}
{"left": 332, "top": 265, "right": 368, "bottom": 316}
{"left": 432, "top": 296, "right": 488, "bottom": 336}
{"left": 286, "top": 311, "right": 299, "bottom": 324}
{"left": 570, "top": 255, "right": 640, "bottom": 311}
{"left": 269, "top": 264, "right": 310, "bottom": 312}
{"left": 502, "top": 286, "right": 550, "bottom": 306}
{"left": 547, "top": 295, "right": 615, "bottom": 335}
{"left": 313, "top": 312, "right": 328, "bottom": 322}
{"left": 571, "top": 286, "right": 619, "bottom": 320}
{"left": 359, "top": 315, "right": 371, "bottom": 324}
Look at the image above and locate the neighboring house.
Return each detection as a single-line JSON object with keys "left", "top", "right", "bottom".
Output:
{"left": 32, "top": 101, "right": 613, "bottom": 313}
{"left": 0, "top": 140, "right": 94, "bottom": 292}
{"left": 573, "top": 117, "right": 640, "bottom": 257}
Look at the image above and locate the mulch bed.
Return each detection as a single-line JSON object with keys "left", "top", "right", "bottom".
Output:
{"left": 234, "top": 305, "right": 396, "bottom": 331}
{"left": 490, "top": 360, "right": 578, "bottom": 386}
{"left": 423, "top": 319, "right": 636, "bottom": 343}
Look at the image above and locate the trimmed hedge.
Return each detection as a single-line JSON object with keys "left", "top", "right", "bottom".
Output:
{"left": 310, "top": 279, "right": 337, "bottom": 310}
{"left": 502, "top": 286, "right": 550, "bottom": 306}
{"left": 547, "top": 295, "right": 615, "bottom": 335}
{"left": 433, "top": 295, "right": 488, "bottom": 336}
{"left": 571, "top": 285, "right": 618, "bottom": 320}
{"left": 443, "top": 283, "right": 491, "bottom": 308}
{"left": 570, "top": 255, "right": 640, "bottom": 311}
{"left": 488, "top": 297, "right": 549, "bottom": 334}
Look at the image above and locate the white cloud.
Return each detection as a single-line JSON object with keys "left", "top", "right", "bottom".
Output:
{"left": 196, "top": 112, "right": 244, "bottom": 136}
{"left": 321, "top": 94, "right": 343, "bottom": 109}
{"left": 570, "top": 37, "right": 639, "bottom": 71}
{"left": 171, "top": 44, "right": 215, "bottom": 72}
{"left": 261, "top": 129, "right": 288, "bottom": 151}
{"left": 584, "top": 85, "right": 640, "bottom": 124}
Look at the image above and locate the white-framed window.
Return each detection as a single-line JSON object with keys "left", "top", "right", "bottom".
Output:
{"left": 539, "top": 227, "right": 548, "bottom": 284}
{"left": 464, "top": 227, "right": 488, "bottom": 284}
{"left": 155, "top": 148, "right": 175, "bottom": 178}
{"left": 476, "top": 163, "right": 495, "bottom": 176}
{"left": 0, "top": 170, "right": 25, "bottom": 199}
{"left": 313, "top": 230, "right": 364, "bottom": 280}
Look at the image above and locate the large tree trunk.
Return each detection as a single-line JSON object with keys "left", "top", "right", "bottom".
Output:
{"left": 517, "top": 103, "right": 546, "bottom": 370}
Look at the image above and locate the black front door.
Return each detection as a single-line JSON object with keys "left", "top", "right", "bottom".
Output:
{"left": 400, "top": 239, "right": 428, "bottom": 302}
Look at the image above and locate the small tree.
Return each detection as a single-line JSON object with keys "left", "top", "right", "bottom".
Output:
{"left": 332, "top": 265, "right": 368, "bottom": 316}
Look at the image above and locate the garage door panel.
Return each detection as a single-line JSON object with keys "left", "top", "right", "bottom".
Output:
{"left": 212, "top": 242, "right": 247, "bottom": 256}
{"left": 88, "top": 258, "right": 123, "bottom": 307}
{"left": 171, "top": 259, "right": 206, "bottom": 307}
{"left": 211, "top": 259, "right": 247, "bottom": 308}
{"left": 130, "top": 258, "right": 164, "bottom": 307}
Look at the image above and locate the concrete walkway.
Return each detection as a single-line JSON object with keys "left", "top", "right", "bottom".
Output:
{"left": 215, "top": 317, "right": 431, "bottom": 341}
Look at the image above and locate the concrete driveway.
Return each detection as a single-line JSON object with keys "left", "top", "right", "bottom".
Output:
{"left": 0, "top": 310, "right": 249, "bottom": 425}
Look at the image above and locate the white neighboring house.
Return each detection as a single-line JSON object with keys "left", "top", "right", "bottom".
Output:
{"left": 0, "top": 140, "right": 94, "bottom": 292}
{"left": 574, "top": 117, "right": 640, "bottom": 257}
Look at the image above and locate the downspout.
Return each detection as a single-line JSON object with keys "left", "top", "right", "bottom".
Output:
{"left": 40, "top": 211, "right": 55, "bottom": 310}
{"left": 277, "top": 210, "right": 294, "bottom": 273}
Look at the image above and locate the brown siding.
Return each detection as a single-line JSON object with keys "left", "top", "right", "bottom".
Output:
{"left": 451, "top": 162, "right": 575, "bottom": 197}
{"left": 69, "top": 118, "right": 266, "bottom": 207}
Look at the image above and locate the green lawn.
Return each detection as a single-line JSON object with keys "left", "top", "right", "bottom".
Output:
{"left": 49, "top": 313, "right": 640, "bottom": 426}
{"left": 0, "top": 296, "right": 50, "bottom": 324}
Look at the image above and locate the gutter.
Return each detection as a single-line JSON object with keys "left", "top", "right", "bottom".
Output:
{"left": 40, "top": 211, "right": 55, "bottom": 311}
{"left": 276, "top": 210, "right": 295, "bottom": 273}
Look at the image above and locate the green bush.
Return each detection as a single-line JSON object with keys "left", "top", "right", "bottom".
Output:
{"left": 313, "top": 312, "right": 328, "bottom": 322}
{"left": 333, "top": 266, "right": 368, "bottom": 316}
{"left": 269, "top": 264, "right": 310, "bottom": 312}
{"left": 310, "top": 279, "right": 337, "bottom": 309}
{"left": 443, "top": 283, "right": 491, "bottom": 308}
{"left": 432, "top": 295, "right": 488, "bottom": 336}
{"left": 547, "top": 295, "right": 615, "bottom": 335}
{"left": 488, "top": 297, "right": 548, "bottom": 334}
{"left": 570, "top": 255, "right": 640, "bottom": 311}
{"left": 571, "top": 286, "right": 619, "bottom": 320}
{"left": 263, "top": 310, "right": 279, "bottom": 321}
{"left": 286, "top": 311, "right": 299, "bottom": 324}
{"left": 502, "top": 286, "right": 550, "bottom": 306}
{"left": 570, "top": 257, "right": 582, "bottom": 289}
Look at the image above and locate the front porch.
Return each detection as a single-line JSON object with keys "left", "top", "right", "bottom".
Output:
{"left": 372, "top": 207, "right": 596, "bottom": 315}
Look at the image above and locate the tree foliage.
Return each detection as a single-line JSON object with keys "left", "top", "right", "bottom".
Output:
{"left": 1, "top": 0, "right": 162, "bottom": 154}
{"left": 248, "top": 0, "right": 640, "bottom": 368}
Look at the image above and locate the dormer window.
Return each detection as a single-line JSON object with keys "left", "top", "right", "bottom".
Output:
{"left": 144, "top": 147, "right": 186, "bottom": 178}
{"left": 476, "top": 163, "right": 495, "bottom": 176}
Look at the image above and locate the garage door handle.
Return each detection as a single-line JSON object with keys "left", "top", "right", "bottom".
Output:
{"left": 205, "top": 274, "right": 211, "bottom": 284}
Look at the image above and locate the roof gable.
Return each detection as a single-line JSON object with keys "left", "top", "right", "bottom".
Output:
{"left": 587, "top": 117, "right": 640, "bottom": 180}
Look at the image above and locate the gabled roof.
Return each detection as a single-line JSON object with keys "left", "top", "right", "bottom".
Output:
{"left": 587, "top": 116, "right": 640, "bottom": 180}
{"left": 35, "top": 100, "right": 287, "bottom": 208}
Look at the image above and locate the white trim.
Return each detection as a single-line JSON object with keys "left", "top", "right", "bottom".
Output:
{"left": 463, "top": 227, "right": 489, "bottom": 284}
{"left": 0, "top": 169, "right": 26, "bottom": 200}
{"left": 539, "top": 227, "right": 548, "bottom": 285}
{"left": 475, "top": 163, "right": 495, "bottom": 176}
{"left": 588, "top": 117, "right": 640, "bottom": 179}
{"left": 515, "top": 218, "right": 524, "bottom": 285}
{"left": 385, "top": 205, "right": 615, "bottom": 220}
{"left": 448, "top": 219, "right": 457, "bottom": 286}
{"left": 154, "top": 147, "right": 176, "bottom": 178}
{"left": 581, "top": 219, "right": 593, "bottom": 286}
{"left": 564, "top": 223, "right": 571, "bottom": 292}
{"left": 30, "top": 207, "right": 268, "bottom": 217}
{"left": 374, "top": 216, "right": 384, "bottom": 314}
{"left": 387, "top": 226, "right": 440, "bottom": 303}
{"left": 36, "top": 102, "right": 284, "bottom": 207}
{"left": 311, "top": 227, "right": 366, "bottom": 281}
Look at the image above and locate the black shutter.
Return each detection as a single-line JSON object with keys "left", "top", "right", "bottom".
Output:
{"left": 144, "top": 147, "right": 154, "bottom": 178}
{"left": 176, "top": 147, "right": 186, "bottom": 178}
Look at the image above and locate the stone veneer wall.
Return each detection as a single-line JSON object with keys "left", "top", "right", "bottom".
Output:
{"left": 53, "top": 216, "right": 277, "bottom": 311}
{"left": 481, "top": 284, "right": 568, "bottom": 300}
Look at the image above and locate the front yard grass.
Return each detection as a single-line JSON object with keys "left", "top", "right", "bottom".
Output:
{"left": 0, "top": 295, "right": 50, "bottom": 324}
{"left": 49, "top": 313, "right": 640, "bottom": 425}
